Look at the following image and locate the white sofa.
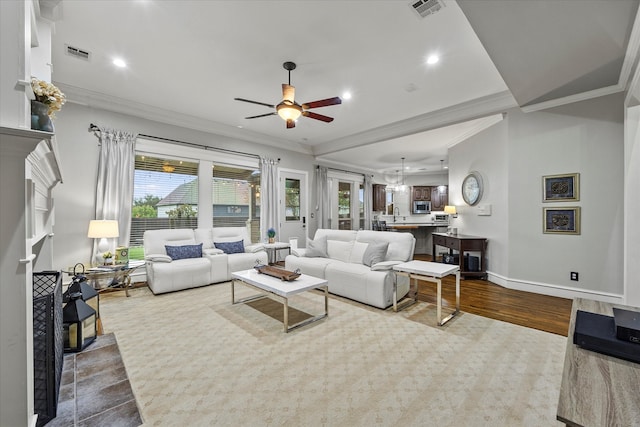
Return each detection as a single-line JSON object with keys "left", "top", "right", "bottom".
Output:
{"left": 285, "top": 229, "right": 415, "bottom": 309}
{"left": 143, "top": 227, "right": 268, "bottom": 294}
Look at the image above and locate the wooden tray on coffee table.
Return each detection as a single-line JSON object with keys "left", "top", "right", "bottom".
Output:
{"left": 254, "top": 265, "right": 301, "bottom": 281}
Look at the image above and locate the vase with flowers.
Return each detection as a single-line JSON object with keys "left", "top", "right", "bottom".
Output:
{"left": 30, "top": 77, "right": 66, "bottom": 132}
{"left": 267, "top": 228, "right": 276, "bottom": 244}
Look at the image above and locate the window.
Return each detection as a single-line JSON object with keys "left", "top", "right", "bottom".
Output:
{"left": 285, "top": 178, "right": 300, "bottom": 221}
{"left": 130, "top": 139, "right": 261, "bottom": 259}
{"left": 212, "top": 164, "right": 261, "bottom": 242}
{"left": 130, "top": 155, "right": 199, "bottom": 259}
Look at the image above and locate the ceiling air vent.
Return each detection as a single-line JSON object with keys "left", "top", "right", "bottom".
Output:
{"left": 65, "top": 44, "right": 91, "bottom": 61}
{"left": 410, "top": 0, "right": 446, "bottom": 18}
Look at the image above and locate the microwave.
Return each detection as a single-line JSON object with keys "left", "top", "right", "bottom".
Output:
{"left": 413, "top": 201, "right": 431, "bottom": 214}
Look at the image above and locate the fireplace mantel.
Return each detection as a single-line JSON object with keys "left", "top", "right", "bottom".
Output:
{"left": 0, "top": 126, "right": 62, "bottom": 427}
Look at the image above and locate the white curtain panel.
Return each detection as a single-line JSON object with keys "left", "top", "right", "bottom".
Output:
{"left": 94, "top": 127, "right": 137, "bottom": 255}
{"left": 260, "top": 157, "right": 279, "bottom": 242}
{"left": 364, "top": 174, "right": 373, "bottom": 230}
{"left": 315, "top": 166, "right": 330, "bottom": 229}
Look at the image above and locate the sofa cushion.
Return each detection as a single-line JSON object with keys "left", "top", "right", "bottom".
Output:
{"left": 363, "top": 242, "right": 389, "bottom": 267}
{"left": 356, "top": 230, "right": 415, "bottom": 262}
{"left": 371, "top": 260, "right": 403, "bottom": 271}
{"left": 305, "top": 236, "right": 328, "bottom": 258}
{"left": 143, "top": 229, "right": 196, "bottom": 256}
{"left": 165, "top": 243, "right": 203, "bottom": 260}
{"left": 327, "top": 239, "right": 354, "bottom": 262}
{"left": 214, "top": 240, "right": 245, "bottom": 254}
{"left": 146, "top": 254, "right": 172, "bottom": 263}
{"left": 349, "top": 241, "right": 369, "bottom": 264}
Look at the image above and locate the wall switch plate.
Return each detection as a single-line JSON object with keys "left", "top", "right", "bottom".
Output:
{"left": 477, "top": 204, "right": 492, "bottom": 216}
{"left": 571, "top": 272, "right": 579, "bottom": 281}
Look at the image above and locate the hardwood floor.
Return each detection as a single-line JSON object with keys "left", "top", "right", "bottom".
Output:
{"left": 412, "top": 255, "right": 573, "bottom": 336}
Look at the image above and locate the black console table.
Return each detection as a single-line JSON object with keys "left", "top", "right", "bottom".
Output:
{"left": 432, "top": 233, "right": 487, "bottom": 279}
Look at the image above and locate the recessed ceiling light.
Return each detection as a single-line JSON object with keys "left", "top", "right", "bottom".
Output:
{"left": 342, "top": 91, "right": 352, "bottom": 100}
{"left": 113, "top": 58, "right": 127, "bottom": 68}
{"left": 426, "top": 55, "right": 439, "bottom": 65}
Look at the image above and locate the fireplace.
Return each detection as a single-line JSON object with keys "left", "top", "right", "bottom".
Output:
{"left": 32, "top": 271, "right": 64, "bottom": 427}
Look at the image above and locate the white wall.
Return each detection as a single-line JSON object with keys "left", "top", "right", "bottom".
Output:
{"left": 450, "top": 93, "right": 625, "bottom": 301}
{"left": 51, "top": 102, "right": 318, "bottom": 271}
{"left": 625, "top": 104, "right": 640, "bottom": 306}
{"left": 449, "top": 117, "right": 509, "bottom": 276}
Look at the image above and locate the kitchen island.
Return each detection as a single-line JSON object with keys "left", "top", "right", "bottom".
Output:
{"left": 384, "top": 221, "right": 449, "bottom": 255}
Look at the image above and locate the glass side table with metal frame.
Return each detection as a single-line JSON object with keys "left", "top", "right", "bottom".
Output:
{"left": 64, "top": 260, "right": 145, "bottom": 297}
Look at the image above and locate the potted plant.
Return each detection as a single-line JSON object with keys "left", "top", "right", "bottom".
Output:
{"left": 102, "top": 251, "right": 113, "bottom": 265}
{"left": 267, "top": 228, "right": 276, "bottom": 244}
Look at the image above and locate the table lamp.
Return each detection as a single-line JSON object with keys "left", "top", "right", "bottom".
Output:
{"left": 88, "top": 219, "right": 119, "bottom": 263}
{"left": 444, "top": 205, "right": 458, "bottom": 218}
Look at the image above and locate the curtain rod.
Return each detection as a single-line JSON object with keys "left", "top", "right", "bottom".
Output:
{"left": 88, "top": 123, "right": 260, "bottom": 160}
{"left": 317, "top": 164, "right": 365, "bottom": 177}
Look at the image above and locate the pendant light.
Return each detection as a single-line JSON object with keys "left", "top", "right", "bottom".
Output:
{"left": 396, "top": 157, "right": 408, "bottom": 192}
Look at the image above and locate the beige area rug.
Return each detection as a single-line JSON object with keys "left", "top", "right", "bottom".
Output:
{"left": 99, "top": 282, "right": 566, "bottom": 427}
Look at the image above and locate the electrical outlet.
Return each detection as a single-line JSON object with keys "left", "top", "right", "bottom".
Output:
{"left": 571, "top": 272, "right": 579, "bottom": 281}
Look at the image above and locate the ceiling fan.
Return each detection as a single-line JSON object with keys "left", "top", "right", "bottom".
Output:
{"left": 234, "top": 61, "right": 342, "bottom": 129}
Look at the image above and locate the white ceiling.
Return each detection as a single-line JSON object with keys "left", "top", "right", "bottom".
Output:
{"left": 45, "top": 0, "right": 639, "bottom": 175}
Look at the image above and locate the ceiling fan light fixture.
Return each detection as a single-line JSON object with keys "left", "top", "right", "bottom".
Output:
{"left": 277, "top": 101, "right": 302, "bottom": 121}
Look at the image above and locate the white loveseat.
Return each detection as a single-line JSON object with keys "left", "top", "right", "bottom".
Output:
{"left": 285, "top": 229, "right": 415, "bottom": 309}
{"left": 143, "top": 227, "right": 268, "bottom": 294}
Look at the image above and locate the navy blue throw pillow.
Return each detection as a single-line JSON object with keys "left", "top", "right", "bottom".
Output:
{"left": 214, "top": 240, "right": 245, "bottom": 254}
{"left": 165, "top": 243, "right": 203, "bottom": 260}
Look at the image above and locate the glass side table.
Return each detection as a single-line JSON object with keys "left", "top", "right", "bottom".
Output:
{"left": 64, "top": 260, "right": 145, "bottom": 297}
{"left": 263, "top": 242, "right": 291, "bottom": 265}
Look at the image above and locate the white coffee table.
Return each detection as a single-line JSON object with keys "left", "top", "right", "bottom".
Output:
{"left": 231, "top": 269, "right": 328, "bottom": 332}
{"left": 392, "top": 260, "right": 460, "bottom": 326}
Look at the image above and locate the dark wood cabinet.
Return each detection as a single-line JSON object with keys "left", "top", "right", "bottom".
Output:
{"left": 431, "top": 186, "right": 448, "bottom": 210}
{"left": 412, "top": 186, "right": 431, "bottom": 201}
{"left": 432, "top": 233, "right": 487, "bottom": 279}
{"left": 373, "top": 184, "right": 387, "bottom": 212}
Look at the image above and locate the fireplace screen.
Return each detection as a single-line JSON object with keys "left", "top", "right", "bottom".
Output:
{"left": 33, "top": 271, "right": 64, "bottom": 427}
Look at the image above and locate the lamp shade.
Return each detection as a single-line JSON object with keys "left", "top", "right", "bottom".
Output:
{"left": 87, "top": 220, "right": 119, "bottom": 238}
{"left": 444, "top": 205, "right": 457, "bottom": 215}
{"left": 277, "top": 103, "right": 302, "bottom": 121}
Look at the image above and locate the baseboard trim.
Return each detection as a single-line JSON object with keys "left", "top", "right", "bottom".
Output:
{"left": 487, "top": 271, "right": 625, "bottom": 304}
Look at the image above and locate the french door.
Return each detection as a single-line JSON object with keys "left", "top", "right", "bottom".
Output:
{"left": 329, "top": 173, "right": 364, "bottom": 230}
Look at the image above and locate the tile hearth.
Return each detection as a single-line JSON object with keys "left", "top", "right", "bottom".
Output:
{"left": 47, "top": 333, "right": 141, "bottom": 427}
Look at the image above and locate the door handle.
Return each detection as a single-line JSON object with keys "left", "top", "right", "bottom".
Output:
{"left": 302, "top": 216, "right": 306, "bottom": 228}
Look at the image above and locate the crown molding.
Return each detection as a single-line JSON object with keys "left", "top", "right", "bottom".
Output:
{"left": 312, "top": 90, "right": 517, "bottom": 157}
{"left": 56, "top": 83, "right": 314, "bottom": 155}
{"left": 520, "top": 84, "right": 625, "bottom": 113}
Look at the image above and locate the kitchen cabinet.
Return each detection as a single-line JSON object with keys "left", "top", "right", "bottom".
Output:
{"left": 412, "top": 186, "right": 431, "bottom": 201}
{"left": 373, "top": 184, "right": 387, "bottom": 212}
{"left": 431, "top": 186, "right": 448, "bottom": 211}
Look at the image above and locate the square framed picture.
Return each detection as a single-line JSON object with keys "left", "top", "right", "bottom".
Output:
{"left": 542, "top": 173, "right": 579, "bottom": 202}
{"left": 543, "top": 207, "right": 581, "bottom": 235}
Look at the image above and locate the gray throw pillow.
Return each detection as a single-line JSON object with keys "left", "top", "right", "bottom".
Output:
{"left": 305, "top": 236, "right": 328, "bottom": 258}
{"left": 363, "top": 242, "right": 389, "bottom": 267}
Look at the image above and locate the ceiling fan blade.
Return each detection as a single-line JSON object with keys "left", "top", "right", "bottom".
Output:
{"left": 234, "top": 98, "right": 275, "bottom": 109}
{"left": 286, "top": 119, "right": 296, "bottom": 129}
{"left": 301, "top": 97, "right": 342, "bottom": 110}
{"left": 282, "top": 84, "right": 295, "bottom": 103}
{"left": 302, "top": 111, "right": 334, "bottom": 123}
{"left": 245, "top": 112, "right": 277, "bottom": 119}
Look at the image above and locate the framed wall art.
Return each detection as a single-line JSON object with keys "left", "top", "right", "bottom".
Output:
{"left": 543, "top": 207, "right": 581, "bottom": 235}
{"left": 543, "top": 173, "right": 579, "bottom": 202}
